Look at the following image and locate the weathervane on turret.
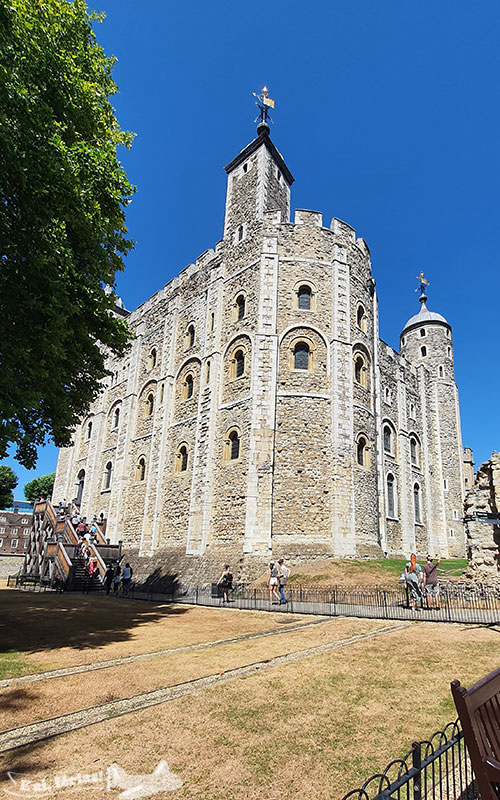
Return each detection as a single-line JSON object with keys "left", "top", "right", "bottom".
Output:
{"left": 253, "top": 86, "right": 275, "bottom": 134}
{"left": 415, "top": 271, "right": 429, "bottom": 307}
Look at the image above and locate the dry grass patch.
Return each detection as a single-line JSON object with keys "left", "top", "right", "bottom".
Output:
{"left": 0, "top": 617, "right": 385, "bottom": 730}
{"left": 1, "top": 621, "right": 499, "bottom": 800}
{"left": 0, "top": 589, "right": 310, "bottom": 675}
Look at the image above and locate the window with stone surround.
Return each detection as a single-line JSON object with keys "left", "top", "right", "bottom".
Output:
{"left": 175, "top": 444, "right": 189, "bottom": 473}
{"left": 205, "top": 360, "right": 211, "bottom": 385}
{"left": 293, "top": 280, "right": 316, "bottom": 312}
{"left": 113, "top": 406, "right": 120, "bottom": 429}
{"left": 148, "top": 349, "right": 157, "bottom": 370}
{"left": 103, "top": 462, "right": 113, "bottom": 491}
{"left": 438, "top": 365, "right": 444, "bottom": 378}
{"left": 383, "top": 423, "right": 396, "bottom": 456}
{"left": 357, "top": 304, "right": 368, "bottom": 333}
{"left": 185, "top": 324, "right": 195, "bottom": 349}
{"left": 387, "top": 473, "right": 396, "bottom": 518}
{"left": 414, "top": 483, "right": 422, "bottom": 523}
{"left": 410, "top": 402, "right": 415, "bottom": 418}
{"left": 227, "top": 339, "right": 250, "bottom": 383}
{"left": 183, "top": 373, "right": 194, "bottom": 400}
{"left": 353, "top": 352, "right": 368, "bottom": 388}
{"left": 420, "top": 346, "right": 427, "bottom": 357}
{"left": 145, "top": 393, "right": 154, "bottom": 417}
{"left": 356, "top": 435, "right": 370, "bottom": 468}
{"left": 420, "top": 328, "right": 426, "bottom": 337}
{"left": 11, "top": 539, "right": 18, "bottom": 549}
{"left": 86, "top": 420, "right": 92, "bottom": 440}
{"left": 224, "top": 428, "right": 241, "bottom": 462}
{"left": 294, "top": 341, "right": 310, "bottom": 370}
{"left": 135, "top": 457, "right": 146, "bottom": 482}
{"left": 409, "top": 434, "right": 420, "bottom": 467}
{"left": 232, "top": 293, "right": 247, "bottom": 321}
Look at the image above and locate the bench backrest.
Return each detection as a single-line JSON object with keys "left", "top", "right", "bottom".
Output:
{"left": 452, "top": 668, "right": 500, "bottom": 800}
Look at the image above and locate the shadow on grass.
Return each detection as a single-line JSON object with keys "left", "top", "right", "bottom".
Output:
{"left": 0, "top": 583, "right": 188, "bottom": 655}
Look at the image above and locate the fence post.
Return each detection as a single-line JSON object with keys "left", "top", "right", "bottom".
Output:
{"left": 412, "top": 741, "right": 422, "bottom": 800}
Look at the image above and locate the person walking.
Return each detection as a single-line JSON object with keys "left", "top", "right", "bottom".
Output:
{"left": 217, "top": 565, "right": 233, "bottom": 603}
{"left": 267, "top": 561, "right": 280, "bottom": 604}
{"left": 277, "top": 558, "right": 289, "bottom": 604}
{"left": 104, "top": 564, "right": 114, "bottom": 596}
{"left": 404, "top": 553, "right": 423, "bottom": 611}
{"left": 121, "top": 563, "right": 133, "bottom": 595}
{"left": 423, "top": 554, "right": 441, "bottom": 609}
{"left": 113, "top": 564, "right": 121, "bottom": 595}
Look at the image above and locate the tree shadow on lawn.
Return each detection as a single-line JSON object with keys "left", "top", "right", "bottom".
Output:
{"left": 0, "top": 586, "right": 189, "bottom": 655}
{"left": 0, "top": 737, "right": 60, "bottom": 784}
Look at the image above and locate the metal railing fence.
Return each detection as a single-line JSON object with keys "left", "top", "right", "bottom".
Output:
{"left": 341, "top": 721, "right": 475, "bottom": 800}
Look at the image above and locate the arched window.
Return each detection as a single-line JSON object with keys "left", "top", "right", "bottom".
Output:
{"left": 229, "top": 430, "right": 240, "bottom": 460}
{"left": 420, "top": 328, "right": 426, "bottom": 338}
{"left": 447, "top": 346, "right": 451, "bottom": 357}
{"left": 205, "top": 360, "right": 211, "bottom": 385}
{"left": 387, "top": 473, "right": 395, "bottom": 518}
{"left": 145, "top": 393, "right": 154, "bottom": 416}
{"left": 175, "top": 445, "right": 188, "bottom": 473}
{"left": 86, "top": 421, "right": 92, "bottom": 440}
{"left": 236, "top": 294, "right": 246, "bottom": 320}
{"left": 420, "top": 346, "right": 427, "bottom": 357}
{"left": 113, "top": 407, "right": 120, "bottom": 429}
{"left": 148, "top": 349, "right": 157, "bottom": 370}
{"left": 357, "top": 305, "right": 367, "bottom": 332}
{"left": 160, "top": 383, "right": 164, "bottom": 403}
{"left": 414, "top": 483, "right": 422, "bottom": 523}
{"left": 298, "top": 285, "right": 311, "bottom": 310}
{"left": 103, "top": 462, "right": 112, "bottom": 490}
{"left": 187, "top": 325, "right": 195, "bottom": 348}
{"left": 438, "top": 365, "right": 444, "bottom": 378}
{"left": 410, "top": 437, "right": 418, "bottom": 467}
{"left": 185, "top": 373, "right": 194, "bottom": 399}
{"left": 76, "top": 470, "right": 85, "bottom": 506}
{"left": 235, "top": 350, "right": 245, "bottom": 378}
{"left": 136, "top": 458, "right": 146, "bottom": 482}
{"left": 383, "top": 425, "right": 392, "bottom": 454}
{"left": 354, "top": 354, "right": 367, "bottom": 386}
{"left": 356, "top": 436, "right": 367, "bottom": 467}
{"left": 237, "top": 224, "right": 244, "bottom": 242}
{"left": 294, "top": 342, "right": 310, "bottom": 370}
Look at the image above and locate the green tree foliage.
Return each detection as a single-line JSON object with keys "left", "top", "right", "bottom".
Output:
{"left": 0, "top": 0, "right": 135, "bottom": 468}
{"left": 0, "top": 465, "right": 18, "bottom": 509}
{"left": 24, "top": 472, "right": 55, "bottom": 503}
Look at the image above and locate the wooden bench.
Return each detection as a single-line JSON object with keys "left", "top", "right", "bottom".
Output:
{"left": 451, "top": 668, "right": 500, "bottom": 800}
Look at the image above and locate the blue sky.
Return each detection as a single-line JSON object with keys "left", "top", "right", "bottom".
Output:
{"left": 6, "top": 0, "right": 500, "bottom": 498}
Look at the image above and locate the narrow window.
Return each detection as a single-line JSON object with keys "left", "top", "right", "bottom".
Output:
{"left": 179, "top": 446, "right": 188, "bottom": 472}
{"left": 185, "top": 374, "right": 194, "bottom": 399}
{"left": 160, "top": 383, "right": 164, "bottom": 403}
{"left": 294, "top": 342, "right": 310, "bottom": 370}
{"left": 354, "top": 355, "right": 364, "bottom": 384}
{"left": 357, "top": 305, "right": 367, "bottom": 332}
{"left": 447, "top": 346, "right": 451, "bottom": 357}
{"left": 410, "top": 403, "right": 415, "bottom": 418}
{"left": 410, "top": 437, "right": 418, "bottom": 466}
{"left": 113, "top": 407, "right": 120, "bottom": 428}
{"left": 205, "top": 360, "right": 211, "bottom": 384}
{"left": 187, "top": 325, "right": 195, "bottom": 348}
{"left": 243, "top": 163, "right": 248, "bottom": 174}
{"left": 277, "top": 168, "right": 281, "bottom": 181}
{"left": 146, "top": 393, "right": 154, "bottom": 416}
{"left": 229, "top": 431, "right": 240, "bottom": 460}
{"left": 383, "top": 426, "right": 392, "bottom": 454}
{"left": 237, "top": 225, "right": 244, "bottom": 242}
{"left": 449, "top": 528, "right": 455, "bottom": 538}
{"left": 444, "top": 478, "right": 448, "bottom": 490}
{"left": 136, "top": 458, "right": 146, "bottom": 482}
{"left": 11, "top": 539, "right": 18, "bottom": 549}
{"left": 357, "top": 437, "right": 367, "bottom": 467}
{"left": 210, "top": 312, "right": 215, "bottom": 332}
{"left": 387, "top": 474, "right": 395, "bottom": 518}
{"left": 414, "top": 483, "right": 421, "bottom": 523}
{"left": 149, "top": 349, "right": 157, "bottom": 369}
{"left": 420, "top": 328, "right": 426, "bottom": 337}
{"left": 298, "top": 285, "right": 311, "bottom": 310}
{"left": 104, "top": 462, "right": 112, "bottom": 490}
{"left": 401, "top": 336, "right": 406, "bottom": 346}
{"left": 438, "top": 365, "right": 444, "bottom": 377}
{"left": 420, "top": 346, "right": 427, "bottom": 357}
{"left": 235, "top": 350, "right": 245, "bottom": 378}
{"left": 236, "top": 294, "right": 246, "bottom": 320}
{"left": 86, "top": 421, "right": 92, "bottom": 440}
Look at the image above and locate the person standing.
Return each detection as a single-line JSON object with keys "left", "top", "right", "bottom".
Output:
{"left": 277, "top": 558, "right": 289, "bottom": 604}
{"left": 404, "top": 553, "right": 423, "bottom": 611}
{"left": 121, "top": 563, "right": 133, "bottom": 595}
{"left": 113, "top": 564, "right": 121, "bottom": 595}
{"left": 423, "top": 554, "right": 441, "bottom": 609}
{"left": 217, "top": 565, "right": 233, "bottom": 603}
{"left": 267, "top": 561, "right": 280, "bottom": 604}
{"left": 104, "top": 564, "right": 114, "bottom": 596}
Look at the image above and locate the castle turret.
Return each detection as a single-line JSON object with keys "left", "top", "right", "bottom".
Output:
{"left": 399, "top": 279, "right": 465, "bottom": 557}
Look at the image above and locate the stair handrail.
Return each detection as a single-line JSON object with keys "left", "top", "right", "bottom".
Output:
{"left": 86, "top": 541, "right": 107, "bottom": 582}
{"left": 55, "top": 542, "right": 72, "bottom": 579}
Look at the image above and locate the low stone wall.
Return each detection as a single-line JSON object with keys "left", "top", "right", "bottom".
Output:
{"left": 0, "top": 555, "right": 24, "bottom": 580}
{"left": 464, "top": 452, "right": 500, "bottom": 579}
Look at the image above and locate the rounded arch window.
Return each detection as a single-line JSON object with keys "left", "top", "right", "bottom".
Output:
{"left": 387, "top": 473, "right": 396, "bottom": 518}
{"left": 224, "top": 428, "right": 241, "bottom": 462}
{"left": 293, "top": 341, "right": 310, "bottom": 370}
{"left": 356, "top": 435, "right": 369, "bottom": 467}
{"left": 186, "top": 325, "right": 195, "bottom": 349}
{"left": 236, "top": 294, "right": 246, "bottom": 320}
{"left": 383, "top": 424, "right": 394, "bottom": 455}
{"left": 235, "top": 349, "right": 245, "bottom": 378}
{"left": 410, "top": 436, "right": 419, "bottom": 467}
{"left": 113, "top": 406, "right": 120, "bottom": 429}
{"left": 76, "top": 470, "right": 85, "bottom": 505}
{"left": 145, "top": 393, "right": 154, "bottom": 417}
{"left": 357, "top": 304, "right": 368, "bottom": 333}
{"left": 420, "top": 346, "right": 427, "bottom": 357}
{"left": 148, "top": 349, "right": 157, "bottom": 370}
{"left": 205, "top": 360, "right": 211, "bottom": 385}
{"left": 175, "top": 444, "right": 189, "bottom": 473}
{"left": 103, "top": 462, "right": 113, "bottom": 490}
{"left": 414, "top": 483, "right": 422, "bottom": 523}
{"left": 86, "top": 420, "right": 92, "bottom": 440}
{"left": 353, "top": 352, "right": 368, "bottom": 387}
{"left": 136, "top": 458, "right": 146, "bottom": 482}
{"left": 420, "top": 328, "right": 426, "bottom": 338}
{"left": 297, "top": 285, "right": 312, "bottom": 310}
{"left": 185, "top": 373, "right": 194, "bottom": 399}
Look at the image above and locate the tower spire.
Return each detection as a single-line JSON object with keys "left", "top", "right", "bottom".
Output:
{"left": 415, "top": 271, "right": 429, "bottom": 310}
{"left": 253, "top": 86, "right": 275, "bottom": 136}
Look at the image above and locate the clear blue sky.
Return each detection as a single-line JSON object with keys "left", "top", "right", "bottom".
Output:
{"left": 6, "top": 0, "right": 500, "bottom": 498}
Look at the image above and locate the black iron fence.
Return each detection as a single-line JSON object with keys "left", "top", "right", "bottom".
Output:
{"left": 8, "top": 575, "right": 500, "bottom": 625}
{"left": 341, "top": 721, "right": 475, "bottom": 800}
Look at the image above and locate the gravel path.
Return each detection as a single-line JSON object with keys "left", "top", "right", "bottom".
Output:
{"left": 0, "top": 621, "right": 409, "bottom": 753}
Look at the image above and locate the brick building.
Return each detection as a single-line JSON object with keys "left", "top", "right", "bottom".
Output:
{"left": 52, "top": 121, "right": 470, "bottom": 579}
